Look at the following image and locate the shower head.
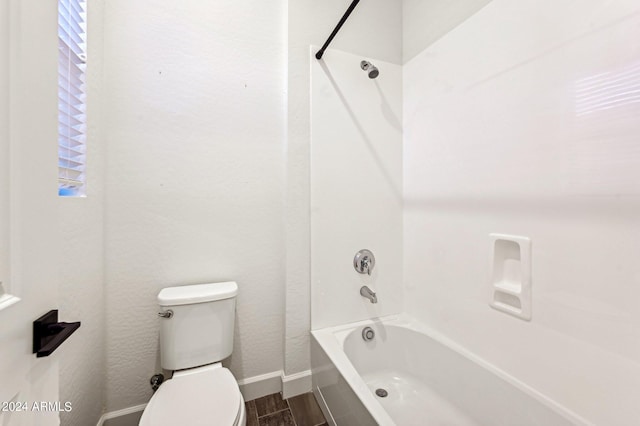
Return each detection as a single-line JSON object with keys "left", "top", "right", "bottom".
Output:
{"left": 360, "top": 60, "right": 379, "bottom": 79}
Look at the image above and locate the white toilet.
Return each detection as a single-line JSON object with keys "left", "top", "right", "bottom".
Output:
{"left": 139, "top": 281, "right": 246, "bottom": 426}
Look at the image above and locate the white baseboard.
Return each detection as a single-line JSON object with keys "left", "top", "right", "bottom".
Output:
{"left": 97, "top": 370, "right": 314, "bottom": 425}
{"left": 237, "top": 370, "right": 283, "bottom": 402}
{"left": 282, "top": 370, "right": 312, "bottom": 399}
{"left": 96, "top": 404, "right": 146, "bottom": 426}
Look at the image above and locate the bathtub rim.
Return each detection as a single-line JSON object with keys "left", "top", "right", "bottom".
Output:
{"left": 311, "top": 313, "right": 593, "bottom": 426}
{"left": 313, "top": 321, "right": 395, "bottom": 426}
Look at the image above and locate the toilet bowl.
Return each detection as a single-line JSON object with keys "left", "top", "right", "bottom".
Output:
{"left": 139, "top": 282, "right": 245, "bottom": 426}
{"left": 139, "top": 364, "right": 245, "bottom": 426}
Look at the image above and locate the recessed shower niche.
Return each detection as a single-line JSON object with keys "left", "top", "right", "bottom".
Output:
{"left": 489, "top": 234, "right": 532, "bottom": 320}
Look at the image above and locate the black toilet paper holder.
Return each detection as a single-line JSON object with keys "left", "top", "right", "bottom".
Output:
{"left": 33, "top": 310, "right": 81, "bottom": 358}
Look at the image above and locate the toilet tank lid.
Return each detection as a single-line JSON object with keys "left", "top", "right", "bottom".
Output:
{"left": 158, "top": 281, "right": 238, "bottom": 306}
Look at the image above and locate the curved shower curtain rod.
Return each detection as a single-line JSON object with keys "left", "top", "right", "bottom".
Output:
{"left": 315, "top": 0, "right": 361, "bottom": 60}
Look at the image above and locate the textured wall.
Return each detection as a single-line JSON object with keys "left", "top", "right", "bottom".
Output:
{"left": 403, "top": 0, "right": 640, "bottom": 424}
{"left": 102, "top": 0, "right": 287, "bottom": 411}
{"left": 58, "top": 165, "right": 106, "bottom": 426}
{"left": 0, "top": 0, "right": 7, "bottom": 289}
{"left": 310, "top": 48, "right": 403, "bottom": 329}
{"left": 286, "top": 0, "right": 402, "bottom": 375}
{"left": 58, "top": 1, "right": 107, "bottom": 425}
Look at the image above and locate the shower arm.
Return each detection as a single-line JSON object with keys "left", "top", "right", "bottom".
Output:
{"left": 315, "top": 0, "right": 361, "bottom": 60}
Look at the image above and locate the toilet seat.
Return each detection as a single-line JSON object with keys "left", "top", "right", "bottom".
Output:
{"left": 139, "top": 364, "right": 245, "bottom": 426}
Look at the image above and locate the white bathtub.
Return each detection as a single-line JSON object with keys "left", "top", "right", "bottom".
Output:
{"left": 311, "top": 315, "right": 591, "bottom": 426}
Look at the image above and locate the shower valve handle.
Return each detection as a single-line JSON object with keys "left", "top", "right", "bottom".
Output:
{"left": 354, "top": 249, "right": 375, "bottom": 275}
{"left": 362, "top": 257, "right": 371, "bottom": 275}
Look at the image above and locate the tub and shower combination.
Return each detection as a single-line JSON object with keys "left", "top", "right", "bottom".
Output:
{"left": 311, "top": 315, "right": 590, "bottom": 426}
{"left": 308, "top": 47, "right": 591, "bottom": 426}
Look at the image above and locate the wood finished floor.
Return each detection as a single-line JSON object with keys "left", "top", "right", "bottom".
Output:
{"left": 246, "top": 392, "right": 327, "bottom": 426}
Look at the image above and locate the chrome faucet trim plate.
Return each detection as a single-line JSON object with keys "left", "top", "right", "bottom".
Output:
{"left": 354, "top": 249, "right": 375, "bottom": 275}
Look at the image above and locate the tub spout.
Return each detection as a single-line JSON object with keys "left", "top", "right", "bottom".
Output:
{"left": 360, "top": 286, "right": 377, "bottom": 303}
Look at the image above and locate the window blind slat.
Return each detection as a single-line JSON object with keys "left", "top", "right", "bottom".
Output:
{"left": 59, "top": 116, "right": 86, "bottom": 130}
{"left": 58, "top": 13, "right": 85, "bottom": 44}
{"left": 59, "top": 0, "right": 85, "bottom": 18}
{"left": 58, "top": 110, "right": 85, "bottom": 127}
{"left": 57, "top": 69, "right": 86, "bottom": 92}
{"left": 58, "top": 177, "right": 84, "bottom": 188}
{"left": 58, "top": 31, "right": 84, "bottom": 56}
{"left": 59, "top": 147, "right": 84, "bottom": 158}
{"left": 58, "top": 169, "right": 83, "bottom": 179}
{"left": 58, "top": 0, "right": 87, "bottom": 195}
{"left": 58, "top": 91, "right": 86, "bottom": 111}
{"left": 59, "top": 139, "right": 84, "bottom": 150}
{"left": 58, "top": 87, "right": 86, "bottom": 104}
{"left": 58, "top": 156, "right": 84, "bottom": 167}
{"left": 58, "top": 2, "right": 84, "bottom": 27}
{"left": 58, "top": 49, "right": 86, "bottom": 73}
{"left": 58, "top": 32, "right": 85, "bottom": 58}
{"left": 62, "top": 0, "right": 86, "bottom": 18}
{"left": 59, "top": 166, "right": 84, "bottom": 175}
{"left": 58, "top": 59, "right": 86, "bottom": 76}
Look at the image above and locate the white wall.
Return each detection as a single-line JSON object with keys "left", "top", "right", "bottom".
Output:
{"left": 403, "top": 0, "right": 640, "bottom": 424}
{"left": 402, "top": 0, "right": 491, "bottom": 63}
{"left": 0, "top": 0, "right": 8, "bottom": 297}
{"left": 59, "top": 201, "right": 105, "bottom": 426}
{"left": 287, "top": 0, "right": 402, "bottom": 375}
{"left": 50, "top": 1, "right": 405, "bottom": 415}
{"left": 102, "top": 0, "right": 287, "bottom": 412}
{"left": 1, "top": 0, "right": 61, "bottom": 424}
{"left": 58, "top": 1, "right": 107, "bottom": 425}
{"left": 311, "top": 48, "right": 403, "bottom": 329}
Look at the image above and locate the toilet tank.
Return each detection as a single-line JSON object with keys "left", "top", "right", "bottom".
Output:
{"left": 157, "top": 282, "right": 238, "bottom": 371}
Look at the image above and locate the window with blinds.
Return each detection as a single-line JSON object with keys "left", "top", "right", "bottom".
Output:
{"left": 58, "top": 0, "right": 86, "bottom": 196}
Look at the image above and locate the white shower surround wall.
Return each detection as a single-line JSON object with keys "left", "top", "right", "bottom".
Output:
{"left": 310, "top": 48, "right": 403, "bottom": 330}
{"left": 286, "top": 0, "right": 402, "bottom": 380}
{"left": 312, "top": 315, "right": 587, "bottom": 426}
{"left": 403, "top": 0, "right": 640, "bottom": 424}
{"left": 311, "top": 1, "right": 640, "bottom": 425}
